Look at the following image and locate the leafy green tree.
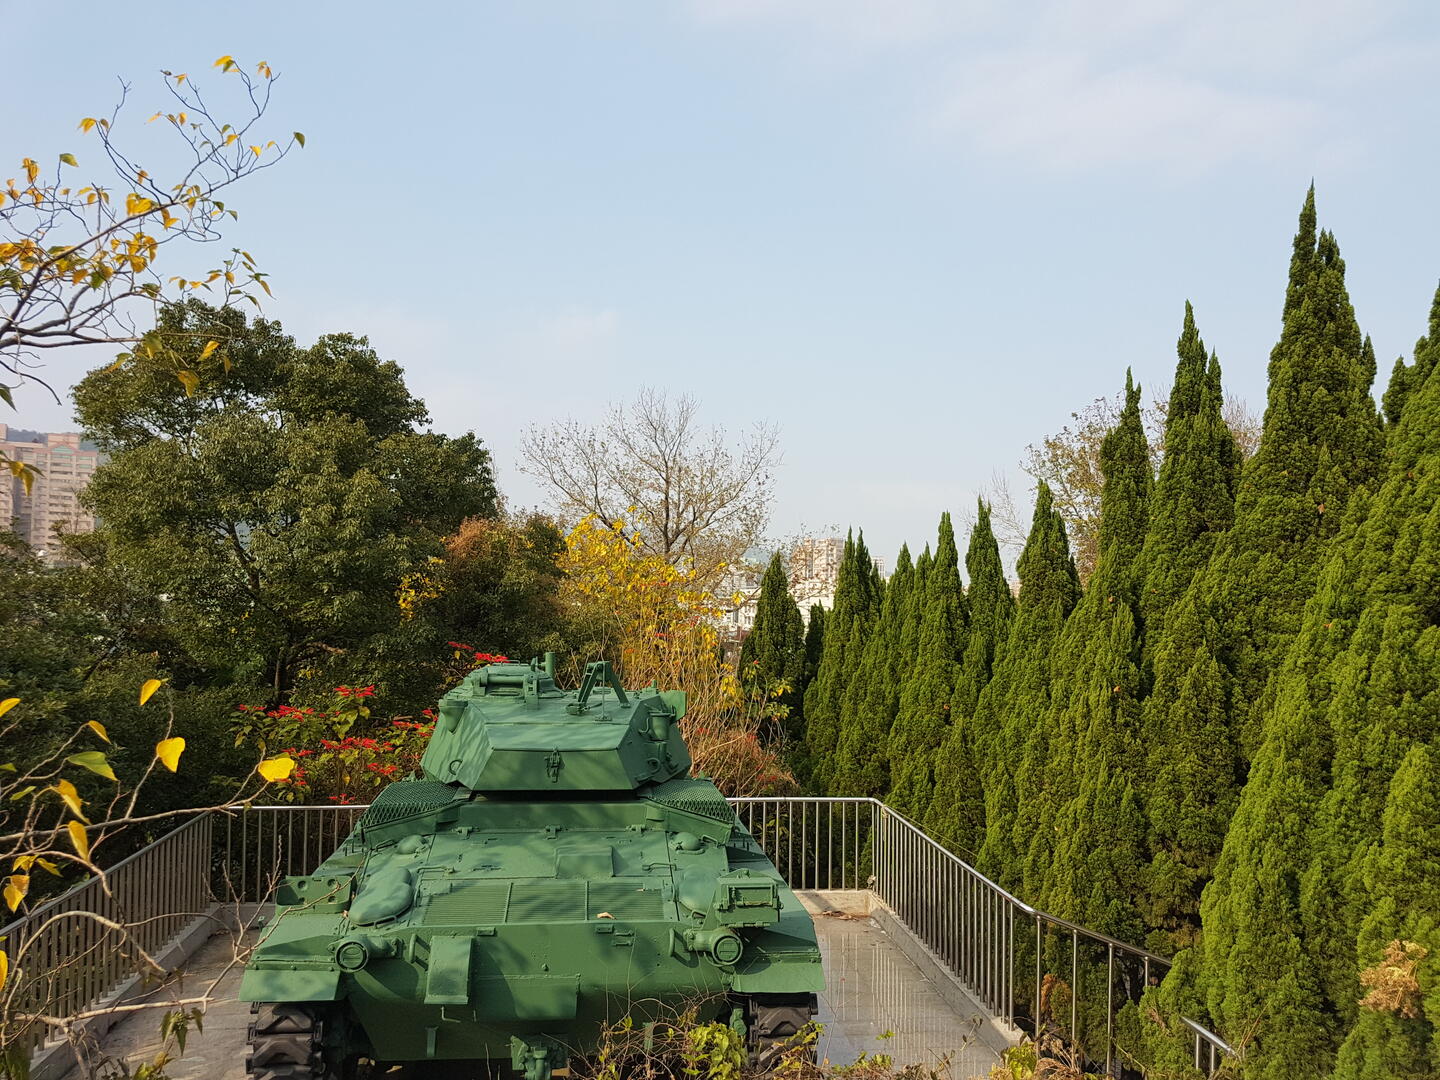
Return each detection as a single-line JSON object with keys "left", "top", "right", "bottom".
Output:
{"left": 740, "top": 552, "right": 806, "bottom": 738}
{"left": 926, "top": 504, "right": 1012, "bottom": 854}
{"left": 801, "top": 531, "right": 880, "bottom": 790}
{"left": 72, "top": 300, "right": 498, "bottom": 710}
{"left": 973, "top": 482, "right": 1080, "bottom": 886}
{"left": 833, "top": 545, "right": 914, "bottom": 798}
{"left": 888, "top": 513, "right": 967, "bottom": 819}
{"left": 1137, "top": 305, "right": 1241, "bottom": 946}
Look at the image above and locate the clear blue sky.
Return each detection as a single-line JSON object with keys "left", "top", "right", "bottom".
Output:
{"left": 7, "top": 1, "right": 1439, "bottom": 567}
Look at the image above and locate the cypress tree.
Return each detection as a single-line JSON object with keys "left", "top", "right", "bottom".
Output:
{"left": 1201, "top": 186, "right": 1383, "bottom": 763}
{"left": 925, "top": 504, "right": 1013, "bottom": 854}
{"left": 1137, "top": 305, "right": 1241, "bottom": 946}
{"left": 973, "top": 482, "right": 1081, "bottom": 887}
{"left": 834, "top": 546, "right": 914, "bottom": 798}
{"left": 1380, "top": 282, "right": 1439, "bottom": 425}
{"left": 1330, "top": 744, "right": 1440, "bottom": 1080}
{"left": 1298, "top": 291, "right": 1440, "bottom": 1027}
{"left": 1023, "top": 373, "right": 1150, "bottom": 936}
{"left": 1194, "top": 193, "right": 1392, "bottom": 1078}
{"left": 888, "top": 513, "right": 968, "bottom": 820}
{"left": 802, "top": 530, "right": 881, "bottom": 791}
{"left": 801, "top": 605, "right": 825, "bottom": 693}
{"left": 740, "top": 552, "right": 806, "bottom": 739}
{"left": 957, "top": 502, "right": 1015, "bottom": 712}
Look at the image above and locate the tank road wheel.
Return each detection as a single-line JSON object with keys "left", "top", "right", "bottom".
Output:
{"left": 741, "top": 994, "right": 819, "bottom": 1070}
{"left": 247, "top": 1003, "right": 355, "bottom": 1080}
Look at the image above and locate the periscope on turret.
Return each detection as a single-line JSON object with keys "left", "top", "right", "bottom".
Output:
{"left": 240, "top": 655, "right": 823, "bottom": 1080}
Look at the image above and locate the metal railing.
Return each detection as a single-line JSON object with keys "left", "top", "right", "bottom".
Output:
{"left": 3, "top": 796, "right": 1236, "bottom": 1076}
{"left": 0, "top": 814, "right": 214, "bottom": 1058}
{"left": 731, "top": 797, "right": 1234, "bottom": 1078}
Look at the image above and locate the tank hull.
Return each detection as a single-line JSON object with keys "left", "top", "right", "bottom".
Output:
{"left": 240, "top": 788, "right": 822, "bottom": 1068}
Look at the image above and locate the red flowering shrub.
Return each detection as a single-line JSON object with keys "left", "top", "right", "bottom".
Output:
{"left": 232, "top": 687, "right": 434, "bottom": 804}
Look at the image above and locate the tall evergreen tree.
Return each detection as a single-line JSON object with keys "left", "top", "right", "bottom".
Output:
{"left": 973, "top": 482, "right": 1080, "bottom": 886}
{"left": 1023, "top": 373, "right": 1150, "bottom": 938}
{"left": 802, "top": 530, "right": 881, "bottom": 791}
{"left": 926, "top": 504, "right": 1013, "bottom": 854}
{"left": 1331, "top": 744, "right": 1440, "bottom": 1080}
{"left": 1136, "top": 305, "right": 1241, "bottom": 946}
{"left": 1297, "top": 288, "right": 1440, "bottom": 1027}
{"left": 888, "top": 513, "right": 967, "bottom": 819}
{"left": 1201, "top": 187, "right": 1382, "bottom": 762}
{"left": 834, "top": 546, "right": 914, "bottom": 797}
{"left": 1194, "top": 191, "right": 1388, "bottom": 1078}
{"left": 740, "top": 552, "right": 806, "bottom": 739}
{"left": 801, "top": 605, "right": 825, "bottom": 693}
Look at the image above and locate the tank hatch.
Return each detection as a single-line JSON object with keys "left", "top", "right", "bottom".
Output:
{"left": 419, "top": 659, "right": 691, "bottom": 793}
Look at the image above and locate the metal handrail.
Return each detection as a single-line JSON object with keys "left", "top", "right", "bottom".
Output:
{"left": 4, "top": 795, "right": 1234, "bottom": 1076}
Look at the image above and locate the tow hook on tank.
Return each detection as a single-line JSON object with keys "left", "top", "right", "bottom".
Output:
{"left": 511, "top": 1035, "right": 568, "bottom": 1080}
{"left": 684, "top": 928, "right": 744, "bottom": 967}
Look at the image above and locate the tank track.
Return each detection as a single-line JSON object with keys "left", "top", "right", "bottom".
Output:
{"left": 746, "top": 994, "right": 819, "bottom": 1069}
{"left": 247, "top": 1003, "right": 331, "bottom": 1080}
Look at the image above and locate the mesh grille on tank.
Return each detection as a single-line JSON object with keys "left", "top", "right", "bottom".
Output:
{"left": 424, "top": 881, "right": 511, "bottom": 925}
{"left": 356, "top": 780, "right": 459, "bottom": 830}
{"left": 646, "top": 777, "right": 736, "bottom": 822}
{"left": 507, "top": 881, "right": 587, "bottom": 922}
{"left": 587, "top": 883, "right": 665, "bottom": 920}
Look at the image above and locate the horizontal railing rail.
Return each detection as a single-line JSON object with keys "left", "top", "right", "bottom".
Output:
{"left": 4, "top": 795, "right": 1236, "bottom": 1077}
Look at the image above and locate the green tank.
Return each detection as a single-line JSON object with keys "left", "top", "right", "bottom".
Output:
{"left": 240, "top": 657, "right": 823, "bottom": 1080}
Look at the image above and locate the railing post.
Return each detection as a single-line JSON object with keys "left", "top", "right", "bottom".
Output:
{"left": 1035, "top": 913, "right": 1043, "bottom": 1040}
{"left": 1105, "top": 942, "right": 1114, "bottom": 1075}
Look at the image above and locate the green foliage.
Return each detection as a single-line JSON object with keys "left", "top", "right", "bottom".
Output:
{"left": 925, "top": 503, "right": 1012, "bottom": 853}
{"left": 1137, "top": 305, "right": 1242, "bottom": 947}
{"left": 1023, "top": 374, "right": 1149, "bottom": 938}
{"left": 72, "top": 300, "right": 498, "bottom": 711}
{"left": 973, "top": 482, "right": 1080, "bottom": 886}
{"left": 1195, "top": 248, "right": 1426, "bottom": 1076}
{"left": 887, "top": 513, "right": 966, "bottom": 820}
{"left": 740, "top": 552, "right": 806, "bottom": 740}
{"left": 801, "top": 531, "right": 881, "bottom": 790}
{"left": 1330, "top": 746, "right": 1440, "bottom": 1080}
{"left": 833, "top": 545, "right": 913, "bottom": 798}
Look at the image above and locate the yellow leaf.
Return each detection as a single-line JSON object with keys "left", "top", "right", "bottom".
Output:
{"left": 67, "top": 820, "right": 91, "bottom": 862}
{"left": 139, "top": 677, "right": 166, "bottom": 706}
{"left": 0, "top": 698, "right": 18, "bottom": 718}
{"left": 199, "top": 340, "right": 219, "bottom": 362}
{"left": 257, "top": 756, "right": 295, "bottom": 783}
{"left": 214, "top": 54, "right": 236, "bottom": 70}
{"left": 87, "top": 720, "right": 110, "bottom": 743}
{"left": 155, "top": 737, "right": 186, "bottom": 773}
{"left": 176, "top": 370, "right": 200, "bottom": 397}
{"left": 0, "top": 948, "right": 8, "bottom": 993}
{"left": 54, "top": 779, "right": 86, "bottom": 821}
{"left": 11, "top": 856, "right": 33, "bottom": 871}
{"left": 36, "top": 858, "right": 60, "bottom": 876}
{"left": 59, "top": 153, "right": 77, "bottom": 167}
{"left": 4, "top": 874, "right": 28, "bottom": 911}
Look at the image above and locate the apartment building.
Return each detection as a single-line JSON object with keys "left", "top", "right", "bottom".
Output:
{"left": 0, "top": 424, "right": 102, "bottom": 559}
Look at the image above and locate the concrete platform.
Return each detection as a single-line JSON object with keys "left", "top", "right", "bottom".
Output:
{"left": 73, "top": 907, "right": 1001, "bottom": 1080}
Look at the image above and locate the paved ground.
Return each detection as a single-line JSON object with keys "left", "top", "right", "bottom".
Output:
{"left": 77, "top": 915, "right": 999, "bottom": 1080}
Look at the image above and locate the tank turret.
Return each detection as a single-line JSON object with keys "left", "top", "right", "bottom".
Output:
{"left": 421, "top": 658, "right": 692, "bottom": 792}
{"left": 239, "top": 657, "right": 822, "bottom": 1080}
